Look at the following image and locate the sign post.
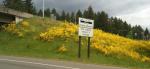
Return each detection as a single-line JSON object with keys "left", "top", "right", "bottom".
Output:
{"left": 78, "top": 36, "right": 81, "bottom": 58}
{"left": 87, "top": 37, "right": 90, "bottom": 58}
{"left": 78, "top": 17, "right": 94, "bottom": 59}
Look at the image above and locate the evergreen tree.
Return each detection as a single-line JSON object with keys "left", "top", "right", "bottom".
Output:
{"left": 76, "top": 9, "right": 82, "bottom": 24}
{"left": 83, "top": 10, "right": 88, "bottom": 18}
{"left": 86, "top": 6, "right": 94, "bottom": 19}
{"left": 118, "top": 21, "right": 131, "bottom": 36}
{"left": 132, "top": 25, "right": 144, "bottom": 39}
{"left": 144, "top": 28, "right": 149, "bottom": 40}
{"left": 137, "top": 25, "right": 144, "bottom": 39}
{"left": 32, "top": 6, "right": 37, "bottom": 15}
{"left": 126, "top": 30, "right": 134, "bottom": 39}
{"left": 3, "top": 0, "right": 11, "bottom": 7}
{"left": 122, "top": 22, "right": 131, "bottom": 36}
{"left": 51, "top": 8, "right": 59, "bottom": 20}
{"left": 70, "top": 12, "right": 75, "bottom": 23}
{"left": 51, "top": 8, "right": 57, "bottom": 16}
{"left": 3, "top": 0, "right": 37, "bottom": 14}
{"left": 38, "top": 9, "right": 43, "bottom": 16}
{"left": 3, "top": 0, "right": 24, "bottom": 11}
{"left": 23, "top": 0, "right": 35, "bottom": 14}
{"left": 60, "top": 10, "right": 66, "bottom": 20}
{"left": 55, "top": 13, "right": 60, "bottom": 20}
{"left": 94, "top": 12, "right": 101, "bottom": 29}
{"left": 95, "top": 11, "right": 108, "bottom": 31}
{"left": 44, "top": 8, "right": 51, "bottom": 17}
{"left": 66, "top": 12, "right": 70, "bottom": 22}
{"left": 144, "top": 28, "right": 149, "bottom": 36}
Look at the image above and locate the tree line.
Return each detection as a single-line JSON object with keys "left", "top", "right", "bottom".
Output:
{"left": 3, "top": 0, "right": 36, "bottom": 15}
{"left": 2, "top": 0, "right": 150, "bottom": 40}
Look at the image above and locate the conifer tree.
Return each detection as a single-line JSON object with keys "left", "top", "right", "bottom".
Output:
{"left": 38, "top": 9, "right": 43, "bottom": 16}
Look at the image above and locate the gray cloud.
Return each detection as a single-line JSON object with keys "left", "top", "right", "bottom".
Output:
{"left": 33, "top": 0, "right": 150, "bottom": 15}
{"left": 0, "top": 0, "right": 3, "bottom": 4}
{"left": 33, "top": 0, "right": 150, "bottom": 27}
{"left": 33, "top": 0, "right": 95, "bottom": 12}
{"left": 1, "top": 0, "right": 150, "bottom": 27}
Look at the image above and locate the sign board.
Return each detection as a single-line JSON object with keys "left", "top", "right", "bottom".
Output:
{"left": 79, "top": 18, "right": 94, "bottom": 37}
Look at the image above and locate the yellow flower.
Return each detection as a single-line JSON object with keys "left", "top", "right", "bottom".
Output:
{"left": 21, "top": 21, "right": 29, "bottom": 27}
{"left": 17, "top": 32, "right": 24, "bottom": 37}
{"left": 141, "top": 56, "right": 150, "bottom": 62}
{"left": 38, "top": 23, "right": 150, "bottom": 62}
{"left": 58, "top": 44, "right": 68, "bottom": 53}
{"left": 39, "top": 23, "right": 77, "bottom": 41}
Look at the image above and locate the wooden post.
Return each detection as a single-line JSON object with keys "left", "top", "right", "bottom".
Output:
{"left": 78, "top": 36, "right": 81, "bottom": 58}
{"left": 87, "top": 37, "right": 91, "bottom": 58}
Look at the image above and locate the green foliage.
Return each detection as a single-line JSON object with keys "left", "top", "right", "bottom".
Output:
{"left": 3, "top": 0, "right": 24, "bottom": 11}
{"left": 51, "top": 8, "right": 57, "bottom": 16}
{"left": 84, "top": 6, "right": 94, "bottom": 19}
{"left": 3, "top": 0, "right": 36, "bottom": 14}
{"left": 70, "top": 12, "right": 75, "bottom": 23}
{"left": 60, "top": 10, "right": 66, "bottom": 20}
{"left": 0, "top": 17, "right": 150, "bottom": 69}
{"left": 44, "top": 8, "right": 51, "bottom": 17}
{"left": 76, "top": 10, "right": 82, "bottom": 23}
{"left": 23, "top": 0, "right": 36, "bottom": 14}
{"left": 38, "top": 9, "right": 43, "bottom": 16}
{"left": 132, "top": 25, "right": 144, "bottom": 39}
{"left": 3, "top": 0, "right": 148, "bottom": 40}
{"left": 144, "top": 28, "right": 150, "bottom": 40}
{"left": 66, "top": 12, "right": 71, "bottom": 22}
{"left": 54, "top": 6, "right": 147, "bottom": 40}
{"left": 94, "top": 11, "right": 109, "bottom": 31}
{"left": 126, "top": 31, "right": 134, "bottom": 39}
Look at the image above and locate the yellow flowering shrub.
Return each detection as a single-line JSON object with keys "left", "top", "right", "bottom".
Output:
{"left": 3, "top": 23, "right": 24, "bottom": 37}
{"left": 142, "top": 56, "right": 150, "bottom": 62}
{"left": 39, "top": 23, "right": 150, "bottom": 62}
{"left": 17, "top": 31, "right": 24, "bottom": 37}
{"left": 91, "top": 29, "right": 150, "bottom": 61}
{"left": 39, "top": 23, "right": 77, "bottom": 41}
{"left": 4, "top": 23, "right": 17, "bottom": 32}
{"left": 21, "top": 21, "right": 29, "bottom": 28}
{"left": 58, "top": 44, "right": 68, "bottom": 53}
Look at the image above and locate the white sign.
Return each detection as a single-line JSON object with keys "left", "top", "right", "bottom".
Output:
{"left": 79, "top": 18, "right": 94, "bottom": 37}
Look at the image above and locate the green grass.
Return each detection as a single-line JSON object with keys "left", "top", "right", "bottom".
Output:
{"left": 0, "top": 17, "right": 150, "bottom": 69}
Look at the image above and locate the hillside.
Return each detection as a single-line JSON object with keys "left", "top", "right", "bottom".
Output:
{"left": 0, "top": 17, "right": 150, "bottom": 69}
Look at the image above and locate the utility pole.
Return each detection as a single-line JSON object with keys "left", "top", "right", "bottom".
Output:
{"left": 43, "top": 0, "right": 45, "bottom": 19}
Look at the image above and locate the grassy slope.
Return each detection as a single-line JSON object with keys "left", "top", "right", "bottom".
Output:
{"left": 0, "top": 17, "right": 150, "bottom": 69}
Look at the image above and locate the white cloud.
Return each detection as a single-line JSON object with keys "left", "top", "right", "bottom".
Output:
{"left": 116, "top": 6, "right": 150, "bottom": 27}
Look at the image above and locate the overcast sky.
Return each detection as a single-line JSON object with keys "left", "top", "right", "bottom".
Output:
{"left": 1, "top": 0, "right": 149, "bottom": 28}
{"left": 33, "top": 0, "right": 150, "bottom": 28}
